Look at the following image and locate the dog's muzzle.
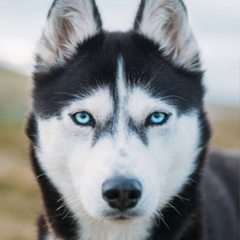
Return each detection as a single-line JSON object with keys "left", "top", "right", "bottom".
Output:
{"left": 102, "top": 179, "right": 142, "bottom": 211}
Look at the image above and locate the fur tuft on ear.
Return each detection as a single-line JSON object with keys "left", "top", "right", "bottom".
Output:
{"left": 134, "top": 0, "right": 201, "bottom": 71}
{"left": 35, "top": 0, "right": 102, "bottom": 72}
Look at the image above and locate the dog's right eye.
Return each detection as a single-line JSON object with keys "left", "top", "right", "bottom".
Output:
{"left": 71, "top": 112, "right": 95, "bottom": 127}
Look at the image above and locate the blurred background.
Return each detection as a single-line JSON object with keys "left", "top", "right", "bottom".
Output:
{"left": 0, "top": 0, "right": 239, "bottom": 239}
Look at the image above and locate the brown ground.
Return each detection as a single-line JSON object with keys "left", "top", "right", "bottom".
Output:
{"left": 0, "top": 67, "right": 239, "bottom": 240}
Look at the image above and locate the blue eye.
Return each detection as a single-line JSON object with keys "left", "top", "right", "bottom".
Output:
{"left": 72, "top": 112, "right": 94, "bottom": 126}
{"left": 149, "top": 112, "right": 169, "bottom": 125}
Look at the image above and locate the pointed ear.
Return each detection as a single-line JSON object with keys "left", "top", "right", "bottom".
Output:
{"left": 134, "top": 0, "right": 201, "bottom": 71}
{"left": 35, "top": 0, "right": 102, "bottom": 72}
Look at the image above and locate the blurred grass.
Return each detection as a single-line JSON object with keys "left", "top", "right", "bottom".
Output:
{"left": 207, "top": 104, "right": 240, "bottom": 151}
{"left": 0, "top": 67, "right": 239, "bottom": 240}
{"left": 0, "top": 67, "right": 40, "bottom": 240}
{"left": 211, "top": 118, "right": 239, "bottom": 150}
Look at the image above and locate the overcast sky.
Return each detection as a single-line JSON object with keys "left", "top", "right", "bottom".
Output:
{"left": 0, "top": 0, "right": 239, "bottom": 106}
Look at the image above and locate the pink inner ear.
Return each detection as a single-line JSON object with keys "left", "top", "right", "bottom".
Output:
{"left": 134, "top": 0, "right": 201, "bottom": 72}
{"left": 35, "top": 0, "right": 102, "bottom": 72}
{"left": 56, "top": 15, "right": 76, "bottom": 61}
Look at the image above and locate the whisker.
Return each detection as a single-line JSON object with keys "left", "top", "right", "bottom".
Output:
{"left": 166, "top": 203, "right": 182, "bottom": 216}
{"left": 159, "top": 213, "right": 170, "bottom": 230}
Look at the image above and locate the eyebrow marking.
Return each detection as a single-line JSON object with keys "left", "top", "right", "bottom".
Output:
{"left": 91, "top": 118, "right": 116, "bottom": 147}
{"left": 128, "top": 118, "right": 148, "bottom": 146}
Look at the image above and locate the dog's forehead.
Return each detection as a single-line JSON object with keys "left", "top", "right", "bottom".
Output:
{"left": 50, "top": 56, "right": 176, "bottom": 119}
{"left": 33, "top": 32, "right": 204, "bottom": 118}
{"left": 66, "top": 84, "right": 172, "bottom": 121}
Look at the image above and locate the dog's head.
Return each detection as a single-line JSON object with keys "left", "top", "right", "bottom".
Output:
{"left": 32, "top": 0, "right": 210, "bottom": 222}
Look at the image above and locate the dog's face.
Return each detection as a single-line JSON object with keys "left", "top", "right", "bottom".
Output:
{"left": 33, "top": 0, "right": 207, "bottom": 222}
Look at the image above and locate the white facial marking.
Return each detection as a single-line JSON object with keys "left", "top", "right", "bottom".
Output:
{"left": 67, "top": 88, "right": 113, "bottom": 126}
{"left": 127, "top": 87, "right": 174, "bottom": 124}
{"left": 115, "top": 58, "right": 129, "bottom": 146}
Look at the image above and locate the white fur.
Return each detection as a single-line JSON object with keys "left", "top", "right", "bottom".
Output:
{"left": 136, "top": 0, "right": 201, "bottom": 71}
{"left": 36, "top": 0, "right": 100, "bottom": 72}
{"left": 36, "top": 60, "right": 201, "bottom": 240}
{"left": 115, "top": 58, "right": 129, "bottom": 148}
{"left": 80, "top": 216, "right": 152, "bottom": 240}
{"left": 45, "top": 235, "right": 60, "bottom": 240}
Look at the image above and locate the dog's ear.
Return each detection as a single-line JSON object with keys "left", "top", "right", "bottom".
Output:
{"left": 134, "top": 0, "right": 201, "bottom": 71}
{"left": 35, "top": 0, "right": 102, "bottom": 72}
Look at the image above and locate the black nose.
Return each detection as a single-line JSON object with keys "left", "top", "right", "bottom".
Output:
{"left": 102, "top": 179, "right": 142, "bottom": 211}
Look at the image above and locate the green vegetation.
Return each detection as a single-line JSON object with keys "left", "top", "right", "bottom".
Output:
{"left": 0, "top": 67, "right": 239, "bottom": 240}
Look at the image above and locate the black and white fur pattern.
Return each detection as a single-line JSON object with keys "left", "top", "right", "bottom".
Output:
{"left": 26, "top": 0, "right": 239, "bottom": 239}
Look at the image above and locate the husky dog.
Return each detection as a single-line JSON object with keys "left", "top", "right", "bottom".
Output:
{"left": 26, "top": 0, "right": 239, "bottom": 239}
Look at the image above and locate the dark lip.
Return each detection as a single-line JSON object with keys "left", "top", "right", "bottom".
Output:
{"left": 103, "top": 211, "right": 143, "bottom": 221}
{"left": 114, "top": 215, "right": 131, "bottom": 221}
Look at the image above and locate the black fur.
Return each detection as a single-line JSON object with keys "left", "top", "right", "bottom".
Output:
{"left": 33, "top": 31, "right": 204, "bottom": 119}
{"left": 202, "top": 151, "right": 239, "bottom": 240}
{"left": 133, "top": 0, "right": 146, "bottom": 30}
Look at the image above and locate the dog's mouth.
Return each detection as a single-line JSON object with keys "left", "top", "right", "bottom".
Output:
{"left": 103, "top": 210, "right": 144, "bottom": 221}
{"left": 114, "top": 215, "right": 131, "bottom": 221}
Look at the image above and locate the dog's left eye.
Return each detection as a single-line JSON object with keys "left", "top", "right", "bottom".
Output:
{"left": 147, "top": 112, "right": 169, "bottom": 126}
{"left": 71, "top": 112, "right": 94, "bottom": 126}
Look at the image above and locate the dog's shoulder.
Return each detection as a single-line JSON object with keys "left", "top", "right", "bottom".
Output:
{"left": 205, "top": 150, "right": 239, "bottom": 204}
{"left": 201, "top": 150, "right": 239, "bottom": 240}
